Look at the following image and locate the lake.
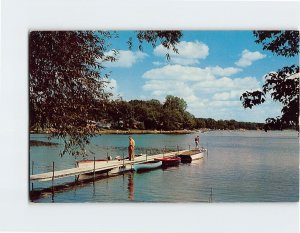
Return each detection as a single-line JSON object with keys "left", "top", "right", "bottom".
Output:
{"left": 29, "top": 130, "right": 299, "bottom": 202}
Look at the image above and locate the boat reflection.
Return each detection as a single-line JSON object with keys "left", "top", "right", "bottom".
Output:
{"left": 162, "top": 165, "right": 180, "bottom": 172}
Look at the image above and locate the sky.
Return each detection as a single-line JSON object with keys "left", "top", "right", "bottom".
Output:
{"left": 101, "top": 31, "right": 298, "bottom": 123}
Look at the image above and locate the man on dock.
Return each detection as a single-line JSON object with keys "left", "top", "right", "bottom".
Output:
{"left": 128, "top": 136, "right": 135, "bottom": 161}
{"left": 195, "top": 135, "right": 200, "bottom": 149}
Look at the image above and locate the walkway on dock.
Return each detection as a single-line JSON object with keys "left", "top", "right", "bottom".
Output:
{"left": 30, "top": 150, "right": 188, "bottom": 182}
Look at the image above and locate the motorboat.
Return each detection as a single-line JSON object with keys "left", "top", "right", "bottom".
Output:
{"left": 178, "top": 148, "right": 205, "bottom": 162}
{"left": 133, "top": 160, "right": 162, "bottom": 172}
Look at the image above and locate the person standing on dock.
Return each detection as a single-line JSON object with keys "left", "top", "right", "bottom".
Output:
{"left": 195, "top": 135, "right": 200, "bottom": 149}
{"left": 128, "top": 136, "right": 135, "bottom": 161}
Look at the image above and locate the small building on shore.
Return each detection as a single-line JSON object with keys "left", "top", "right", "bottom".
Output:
{"left": 96, "top": 119, "right": 112, "bottom": 129}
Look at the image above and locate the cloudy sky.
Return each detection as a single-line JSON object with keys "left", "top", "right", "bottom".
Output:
{"left": 103, "top": 31, "right": 298, "bottom": 123}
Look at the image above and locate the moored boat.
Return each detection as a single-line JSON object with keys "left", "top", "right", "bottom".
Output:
{"left": 178, "top": 149, "right": 205, "bottom": 162}
{"left": 155, "top": 157, "right": 181, "bottom": 167}
{"left": 133, "top": 160, "right": 162, "bottom": 172}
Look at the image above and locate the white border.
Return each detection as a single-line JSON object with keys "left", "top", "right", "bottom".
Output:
{"left": 1, "top": 0, "right": 299, "bottom": 232}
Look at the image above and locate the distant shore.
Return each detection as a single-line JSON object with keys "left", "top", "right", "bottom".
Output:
{"left": 29, "top": 128, "right": 259, "bottom": 135}
{"left": 98, "top": 129, "right": 202, "bottom": 134}
{"left": 30, "top": 129, "right": 199, "bottom": 135}
{"left": 30, "top": 140, "right": 59, "bottom": 146}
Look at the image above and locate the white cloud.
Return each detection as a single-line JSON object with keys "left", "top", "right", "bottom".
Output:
{"left": 143, "top": 64, "right": 215, "bottom": 81}
{"left": 104, "top": 50, "right": 147, "bottom": 68}
{"left": 194, "top": 76, "right": 260, "bottom": 93}
{"left": 209, "top": 66, "right": 242, "bottom": 76}
{"left": 143, "top": 80, "right": 197, "bottom": 102}
{"left": 235, "top": 49, "right": 266, "bottom": 67}
{"left": 212, "top": 90, "right": 243, "bottom": 101}
{"left": 104, "top": 78, "right": 118, "bottom": 96}
{"left": 143, "top": 65, "right": 242, "bottom": 82}
{"left": 141, "top": 64, "right": 263, "bottom": 120}
{"left": 153, "top": 40, "right": 209, "bottom": 65}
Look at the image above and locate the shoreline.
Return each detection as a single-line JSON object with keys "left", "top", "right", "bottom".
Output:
{"left": 29, "top": 128, "right": 265, "bottom": 135}
{"left": 96, "top": 129, "right": 199, "bottom": 134}
{"left": 30, "top": 129, "right": 199, "bottom": 135}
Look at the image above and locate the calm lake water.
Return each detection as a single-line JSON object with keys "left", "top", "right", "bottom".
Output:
{"left": 29, "top": 130, "right": 299, "bottom": 202}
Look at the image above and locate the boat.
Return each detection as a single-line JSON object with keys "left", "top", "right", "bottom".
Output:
{"left": 178, "top": 148, "right": 205, "bottom": 162}
{"left": 154, "top": 157, "right": 181, "bottom": 167}
{"left": 133, "top": 160, "right": 162, "bottom": 172}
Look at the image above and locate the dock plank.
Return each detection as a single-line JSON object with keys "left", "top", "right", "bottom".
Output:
{"left": 30, "top": 150, "right": 187, "bottom": 182}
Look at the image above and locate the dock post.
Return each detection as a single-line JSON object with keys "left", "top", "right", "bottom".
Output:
{"left": 189, "top": 145, "right": 190, "bottom": 150}
{"left": 107, "top": 152, "right": 108, "bottom": 163}
{"left": 207, "top": 143, "right": 208, "bottom": 158}
{"left": 93, "top": 156, "right": 96, "bottom": 179}
{"left": 31, "top": 161, "right": 34, "bottom": 175}
{"left": 122, "top": 153, "right": 125, "bottom": 174}
{"left": 31, "top": 161, "right": 34, "bottom": 191}
{"left": 177, "top": 145, "right": 179, "bottom": 153}
{"left": 52, "top": 161, "right": 54, "bottom": 180}
{"left": 52, "top": 161, "right": 55, "bottom": 191}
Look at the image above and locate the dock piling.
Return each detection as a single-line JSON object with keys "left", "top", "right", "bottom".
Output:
{"left": 189, "top": 145, "right": 190, "bottom": 150}
{"left": 207, "top": 143, "right": 208, "bottom": 158}
{"left": 209, "top": 187, "right": 213, "bottom": 202}
{"left": 52, "top": 161, "right": 55, "bottom": 189}
{"left": 31, "top": 161, "right": 34, "bottom": 191}
{"left": 52, "top": 161, "right": 54, "bottom": 180}
{"left": 93, "top": 156, "right": 96, "bottom": 179}
{"left": 51, "top": 181, "right": 54, "bottom": 202}
{"left": 31, "top": 161, "right": 34, "bottom": 175}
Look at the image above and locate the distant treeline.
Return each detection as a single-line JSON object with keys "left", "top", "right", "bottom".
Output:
{"left": 194, "top": 118, "right": 264, "bottom": 130}
{"left": 97, "top": 95, "right": 264, "bottom": 131}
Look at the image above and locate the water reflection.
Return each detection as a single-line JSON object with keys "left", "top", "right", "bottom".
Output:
{"left": 162, "top": 165, "right": 180, "bottom": 172}
{"left": 127, "top": 173, "right": 134, "bottom": 200}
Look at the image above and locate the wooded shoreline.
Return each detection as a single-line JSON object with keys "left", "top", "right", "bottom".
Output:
{"left": 30, "top": 128, "right": 262, "bottom": 135}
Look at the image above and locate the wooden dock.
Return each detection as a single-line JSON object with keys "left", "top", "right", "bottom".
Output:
{"left": 30, "top": 150, "right": 188, "bottom": 182}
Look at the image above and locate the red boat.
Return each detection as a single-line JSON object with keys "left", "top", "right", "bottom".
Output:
{"left": 155, "top": 157, "right": 181, "bottom": 167}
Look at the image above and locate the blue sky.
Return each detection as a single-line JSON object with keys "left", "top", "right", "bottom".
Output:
{"left": 102, "top": 31, "right": 298, "bottom": 123}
